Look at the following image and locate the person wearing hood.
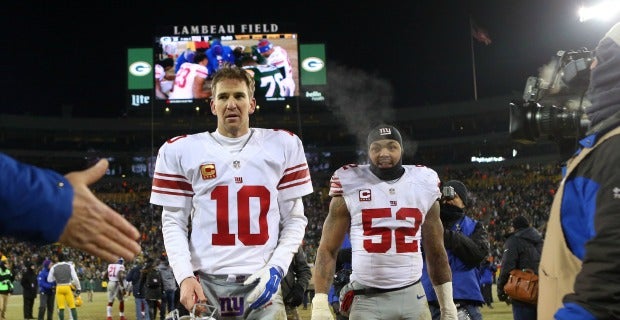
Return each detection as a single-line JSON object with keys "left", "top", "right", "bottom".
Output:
{"left": 21, "top": 262, "right": 38, "bottom": 319}
{"left": 497, "top": 215, "right": 542, "bottom": 320}
{"left": 421, "top": 180, "right": 490, "bottom": 320}
{"left": 311, "top": 124, "right": 458, "bottom": 320}
{"left": 538, "top": 22, "right": 620, "bottom": 319}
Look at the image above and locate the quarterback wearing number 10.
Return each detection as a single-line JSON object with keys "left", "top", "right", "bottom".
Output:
{"left": 150, "top": 65, "right": 312, "bottom": 319}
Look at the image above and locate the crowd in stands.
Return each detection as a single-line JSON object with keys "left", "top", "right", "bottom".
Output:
{"left": 0, "top": 162, "right": 561, "bottom": 291}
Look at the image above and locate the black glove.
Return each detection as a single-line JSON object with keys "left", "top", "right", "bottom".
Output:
{"left": 284, "top": 284, "right": 305, "bottom": 307}
{"left": 497, "top": 290, "right": 508, "bottom": 302}
{"left": 75, "top": 290, "right": 81, "bottom": 295}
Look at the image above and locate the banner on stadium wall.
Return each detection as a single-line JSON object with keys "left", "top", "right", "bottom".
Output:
{"left": 299, "top": 44, "right": 326, "bottom": 86}
{"left": 127, "top": 48, "right": 154, "bottom": 90}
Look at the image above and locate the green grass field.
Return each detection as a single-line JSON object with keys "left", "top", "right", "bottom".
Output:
{"left": 6, "top": 286, "right": 514, "bottom": 319}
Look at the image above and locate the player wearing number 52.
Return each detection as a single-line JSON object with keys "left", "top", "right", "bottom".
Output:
{"left": 311, "top": 124, "right": 458, "bottom": 320}
{"left": 150, "top": 64, "right": 313, "bottom": 319}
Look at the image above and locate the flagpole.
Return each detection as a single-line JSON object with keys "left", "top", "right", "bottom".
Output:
{"left": 470, "top": 16, "right": 479, "bottom": 101}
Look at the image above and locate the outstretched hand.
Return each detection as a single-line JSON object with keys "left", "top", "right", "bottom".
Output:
{"left": 58, "top": 159, "right": 141, "bottom": 262}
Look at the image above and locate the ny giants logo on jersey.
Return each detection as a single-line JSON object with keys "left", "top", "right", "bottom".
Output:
{"left": 359, "top": 189, "right": 371, "bottom": 201}
{"left": 200, "top": 164, "right": 216, "bottom": 180}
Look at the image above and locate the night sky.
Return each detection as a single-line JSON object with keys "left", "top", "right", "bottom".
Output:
{"left": 2, "top": 1, "right": 615, "bottom": 118}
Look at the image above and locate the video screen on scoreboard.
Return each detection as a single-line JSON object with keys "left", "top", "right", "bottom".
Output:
{"left": 154, "top": 33, "right": 300, "bottom": 108}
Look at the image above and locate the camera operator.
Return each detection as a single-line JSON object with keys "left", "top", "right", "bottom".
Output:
{"left": 421, "top": 180, "right": 490, "bottom": 320}
{"left": 538, "top": 22, "right": 620, "bottom": 319}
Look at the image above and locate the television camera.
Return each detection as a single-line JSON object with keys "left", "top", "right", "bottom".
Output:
{"left": 509, "top": 48, "right": 593, "bottom": 158}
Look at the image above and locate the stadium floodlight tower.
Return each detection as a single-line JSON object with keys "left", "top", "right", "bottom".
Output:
{"left": 578, "top": 0, "right": 620, "bottom": 22}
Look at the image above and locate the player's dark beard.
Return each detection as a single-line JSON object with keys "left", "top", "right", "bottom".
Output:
{"left": 369, "top": 158, "right": 404, "bottom": 181}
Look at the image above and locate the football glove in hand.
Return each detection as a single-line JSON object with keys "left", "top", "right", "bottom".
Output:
{"left": 311, "top": 293, "right": 334, "bottom": 320}
{"left": 243, "top": 266, "right": 283, "bottom": 310}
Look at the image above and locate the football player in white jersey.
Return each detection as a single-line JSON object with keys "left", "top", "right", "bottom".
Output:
{"left": 150, "top": 64, "right": 313, "bottom": 319}
{"left": 106, "top": 258, "right": 127, "bottom": 320}
{"left": 155, "top": 58, "right": 175, "bottom": 99}
{"left": 311, "top": 124, "right": 458, "bottom": 320}
{"left": 168, "top": 52, "right": 211, "bottom": 100}
{"left": 257, "top": 40, "right": 295, "bottom": 96}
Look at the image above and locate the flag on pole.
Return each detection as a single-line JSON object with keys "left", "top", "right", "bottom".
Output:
{"left": 471, "top": 19, "right": 492, "bottom": 45}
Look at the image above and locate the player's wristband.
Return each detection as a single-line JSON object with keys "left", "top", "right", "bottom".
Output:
{"left": 433, "top": 282, "right": 456, "bottom": 309}
{"left": 312, "top": 293, "right": 330, "bottom": 309}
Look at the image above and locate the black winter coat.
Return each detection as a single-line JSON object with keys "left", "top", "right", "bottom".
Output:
{"left": 139, "top": 266, "right": 163, "bottom": 300}
{"left": 20, "top": 268, "right": 38, "bottom": 298}
{"left": 497, "top": 226, "right": 543, "bottom": 293}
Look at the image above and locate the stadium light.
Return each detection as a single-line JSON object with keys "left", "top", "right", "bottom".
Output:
{"left": 578, "top": 1, "right": 620, "bottom": 22}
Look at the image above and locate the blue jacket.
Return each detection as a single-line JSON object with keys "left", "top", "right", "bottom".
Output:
{"left": 554, "top": 113, "right": 620, "bottom": 319}
{"left": 126, "top": 265, "right": 146, "bottom": 298}
{"left": 479, "top": 262, "right": 495, "bottom": 285}
{"left": 422, "top": 216, "right": 485, "bottom": 304}
{"left": 0, "top": 153, "right": 72, "bottom": 244}
{"left": 205, "top": 45, "right": 235, "bottom": 76}
{"left": 37, "top": 267, "right": 55, "bottom": 294}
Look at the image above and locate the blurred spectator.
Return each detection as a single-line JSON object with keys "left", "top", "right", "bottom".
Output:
{"left": 21, "top": 262, "right": 38, "bottom": 319}
{"left": 157, "top": 255, "right": 176, "bottom": 317}
{"left": 126, "top": 260, "right": 150, "bottom": 320}
{"left": 497, "top": 215, "right": 542, "bottom": 320}
{"left": 479, "top": 257, "right": 497, "bottom": 309}
{"left": 140, "top": 258, "right": 163, "bottom": 320}
{"left": 37, "top": 259, "right": 55, "bottom": 320}
{"left": 0, "top": 259, "right": 14, "bottom": 320}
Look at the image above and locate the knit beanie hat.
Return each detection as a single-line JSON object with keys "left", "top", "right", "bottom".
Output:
{"left": 444, "top": 180, "right": 468, "bottom": 206}
{"left": 512, "top": 215, "right": 530, "bottom": 230}
{"left": 586, "top": 22, "right": 620, "bottom": 127}
{"left": 366, "top": 124, "right": 405, "bottom": 180}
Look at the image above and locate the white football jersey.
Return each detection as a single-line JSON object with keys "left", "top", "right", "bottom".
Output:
{"left": 155, "top": 64, "right": 165, "bottom": 81}
{"left": 168, "top": 62, "right": 208, "bottom": 99}
{"left": 329, "top": 164, "right": 441, "bottom": 289}
{"left": 266, "top": 46, "right": 293, "bottom": 79}
{"left": 151, "top": 128, "right": 312, "bottom": 276}
{"left": 107, "top": 263, "right": 125, "bottom": 282}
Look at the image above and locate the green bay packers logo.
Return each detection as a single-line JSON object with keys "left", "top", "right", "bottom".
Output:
{"left": 129, "top": 61, "right": 152, "bottom": 77}
{"left": 301, "top": 57, "right": 324, "bottom": 72}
